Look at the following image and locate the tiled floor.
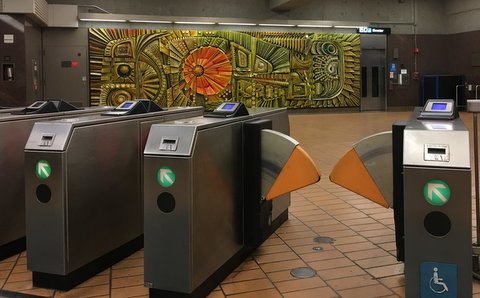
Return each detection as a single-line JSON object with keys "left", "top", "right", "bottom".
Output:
{"left": 1, "top": 110, "right": 480, "bottom": 297}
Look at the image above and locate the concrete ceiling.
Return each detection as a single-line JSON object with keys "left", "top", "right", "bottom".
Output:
{"left": 269, "top": 0, "right": 314, "bottom": 11}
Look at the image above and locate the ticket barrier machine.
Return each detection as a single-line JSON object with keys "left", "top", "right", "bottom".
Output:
{"left": 330, "top": 99, "right": 472, "bottom": 297}
{"left": 0, "top": 100, "right": 113, "bottom": 260}
{"left": 24, "top": 100, "right": 203, "bottom": 290}
{"left": 143, "top": 103, "right": 320, "bottom": 297}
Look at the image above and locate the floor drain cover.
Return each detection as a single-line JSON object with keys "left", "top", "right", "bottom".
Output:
{"left": 290, "top": 267, "right": 317, "bottom": 278}
{"left": 314, "top": 236, "right": 335, "bottom": 244}
{"left": 312, "top": 246, "right": 324, "bottom": 251}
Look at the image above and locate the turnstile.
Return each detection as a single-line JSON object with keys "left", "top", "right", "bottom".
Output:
{"left": 330, "top": 99, "right": 472, "bottom": 297}
{"left": 24, "top": 101, "right": 203, "bottom": 290}
{"left": 143, "top": 104, "right": 320, "bottom": 297}
{"left": 0, "top": 100, "right": 112, "bottom": 260}
{"left": 403, "top": 103, "right": 471, "bottom": 297}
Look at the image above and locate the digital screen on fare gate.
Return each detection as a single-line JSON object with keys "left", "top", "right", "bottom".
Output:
{"left": 120, "top": 102, "right": 134, "bottom": 109}
{"left": 431, "top": 103, "right": 447, "bottom": 111}
{"left": 222, "top": 103, "right": 236, "bottom": 110}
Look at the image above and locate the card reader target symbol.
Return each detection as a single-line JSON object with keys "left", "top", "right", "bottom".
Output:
{"left": 423, "top": 180, "right": 451, "bottom": 206}
{"left": 430, "top": 267, "right": 449, "bottom": 294}
{"left": 157, "top": 166, "right": 175, "bottom": 187}
{"left": 36, "top": 160, "right": 51, "bottom": 180}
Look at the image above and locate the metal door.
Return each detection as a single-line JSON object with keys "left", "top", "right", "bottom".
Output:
{"left": 361, "top": 49, "right": 386, "bottom": 111}
{"left": 44, "top": 46, "right": 88, "bottom": 107}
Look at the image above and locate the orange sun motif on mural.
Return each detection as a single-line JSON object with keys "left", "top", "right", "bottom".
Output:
{"left": 183, "top": 47, "right": 232, "bottom": 96}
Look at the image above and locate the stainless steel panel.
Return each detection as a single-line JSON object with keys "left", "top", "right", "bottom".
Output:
{"left": 25, "top": 152, "right": 67, "bottom": 274}
{"left": 261, "top": 129, "right": 298, "bottom": 198}
{"left": 192, "top": 124, "right": 244, "bottom": 288}
{"left": 404, "top": 167, "right": 471, "bottom": 297}
{"left": 353, "top": 131, "right": 393, "bottom": 207}
{"left": 25, "top": 122, "right": 73, "bottom": 151}
{"left": 144, "top": 108, "right": 291, "bottom": 293}
{"left": 0, "top": 106, "right": 112, "bottom": 249}
{"left": 144, "top": 156, "right": 193, "bottom": 291}
{"left": 144, "top": 125, "right": 197, "bottom": 157}
{"left": 0, "top": 120, "right": 38, "bottom": 247}
{"left": 66, "top": 120, "right": 141, "bottom": 272}
{"left": 25, "top": 107, "right": 204, "bottom": 275}
{"left": 403, "top": 118, "right": 469, "bottom": 168}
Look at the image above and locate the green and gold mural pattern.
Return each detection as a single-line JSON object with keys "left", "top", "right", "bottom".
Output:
{"left": 89, "top": 29, "right": 360, "bottom": 109}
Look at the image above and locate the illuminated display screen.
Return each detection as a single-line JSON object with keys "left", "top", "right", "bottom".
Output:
{"left": 431, "top": 103, "right": 447, "bottom": 111}
{"left": 222, "top": 103, "right": 236, "bottom": 110}
{"left": 120, "top": 102, "right": 134, "bottom": 109}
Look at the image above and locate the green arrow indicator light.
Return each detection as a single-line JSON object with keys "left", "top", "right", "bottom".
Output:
{"left": 36, "top": 160, "right": 51, "bottom": 180}
{"left": 423, "top": 179, "right": 451, "bottom": 206}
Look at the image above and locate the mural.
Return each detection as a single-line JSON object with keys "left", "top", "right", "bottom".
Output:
{"left": 89, "top": 29, "right": 360, "bottom": 109}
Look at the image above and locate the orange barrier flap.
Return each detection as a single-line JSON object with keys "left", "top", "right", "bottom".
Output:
{"left": 329, "top": 148, "right": 390, "bottom": 208}
{"left": 266, "top": 146, "right": 321, "bottom": 200}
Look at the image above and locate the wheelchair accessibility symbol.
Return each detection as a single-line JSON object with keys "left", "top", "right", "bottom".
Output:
{"left": 421, "top": 262, "right": 456, "bottom": 297}
{"left": 430, "top": 267, "right": 448, "bottom": 294}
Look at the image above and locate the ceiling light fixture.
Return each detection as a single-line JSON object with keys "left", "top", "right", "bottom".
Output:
{"left": 296, "top": 24, "right": 333, "bottom": 28}
{"left": 79, "top": 18, "right": 127, "bottom": 22}
{"left": 258, "top": 23, "right": 295, "bottom": 27}
{"left": 129, "top": 20, "right": 172, "bottom": 24}
{"left": 217, "top": 22, "right": 257, "bottom": 26}
{"left": 174, "top": 21, "right": 216, "bottom": 25}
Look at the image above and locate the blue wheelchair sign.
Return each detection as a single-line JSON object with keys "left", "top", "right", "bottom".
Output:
{"left": 420, "top": 262, "right": 456, "bottom": 297}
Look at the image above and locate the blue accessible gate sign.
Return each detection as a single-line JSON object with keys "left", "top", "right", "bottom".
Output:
{"left": 420, "top": 262, "right": 457, "bottom": 297}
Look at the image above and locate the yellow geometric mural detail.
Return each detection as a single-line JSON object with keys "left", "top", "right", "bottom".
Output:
{"left": 89, "top": 28, "right": 360, "bottom": 109}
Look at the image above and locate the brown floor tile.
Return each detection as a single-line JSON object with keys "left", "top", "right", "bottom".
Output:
{"left": 275, "top": 224, "right": 312, "bottom": 234}
{"left": 345, "top": 248, "right": 391, "bottom": 261}
{"left": 290, "top": 243, "right": 334, "bottom": 255}
{"left": 6, "top": 272, "right": 31, "bottom": 283}
{"left": 111, "top": 274, "right": 144, "bottom": 289}
{"left": 391, "top": 286, "right": 406, "bottom": 297}
{"left": 16, "top": 257, "right": 27, "bottom": 265}
{"left": 326, "top": 274, "right": 378, "bottom": 291}
{"left": 259, "top": 259, "right": 308, "bottom": 273}
{"left": 0, "top": 262, "right": 15, "bottom": 271}
{"left": 3, "top": 280, "right": 34, "bottom": 291}
{"left": 277, "top": 230, "right": 318, "bottom": 241}
{"left": 302, "top": 218, "right": 339, "bottom": 228}
{"left": 54, "top": 284, "right": 110, "bottom": 298}
{"left": 0, "top": 270, "right": 10, "bottom": 279}
{"left": 317, "top": 265, "right": 366, "bottom": 280}
{"left": 309, "top": 257, "right": 354, "bottom": 271}
{"left": 332, "top": 235, "right": 368, "bottom": 245}
{"left": 337, "top": 284, "right": 393, "bottom": 298}
{"left": 335, "top": 241, "right": 378, "bottom": 253}
{"left": 334, "top": 212, "right": 369, "bottom": 221}
{"left": 233, "top": 259, "right": 259, "bottom": 272}
{"left": 207, "top": 290, "right": 226, "bottom": 298}
{"left": 275, "top": 276, "right": 326, "bottom": 293}
{"left": 76, "top": 275, "right": 110, "bottom": 288}
{"left": 17, "top": 288, "right": 54, "bottom": 297}
{"left": 267, "top": 270, "right": 299, "bottom": 283}
{"left": 283, "top": 237, "right": 317, "bottom": 247}
{"left": 282, "top": 286, "right": 338, "bottom": 298}
{"left": 366, "top": 264, "right": 404, "bottom": 278}
{"left": 110, "top": 285, "right": 148, "bottom": 298}
{"left": 111, "top": 266, "right": 143, "bottom": 278}
{"left": 221, "top": 278, "right": 274, "bottom": 295}
{"left": 378, "top": 242, "right": 397, "bottom": 251}
{"left": 300, "top": 249, "right": 344, "bottom": 262}
{"left": 355, "top": 255, "right": 401, "bottom": 269}
{"left": 379, "top": 275, "right": 406, "bottom": 288}
{"left": 358, "top": 228, "right": 394, "bottom": 238}
{"left": 11, "top": 264, "right": 27, "bottom": 274}
{"left": 350, "top": 223, "right": 388, "bottom": 232}
{"left": 254, "top": 251, "right": 299, "bottom": 264}
{"left": 112, "top": 257, "right": 143, "bottom": 269}
{"left": 222, "top": 269, "right": 266, "bottom": 284}
{"left": 312, "top": 224, "right": 349, "bottom": 233}
{"left": 261, "top": 237, "right": 285, "bottom": 246}
{"left": 369, "top": 235, "right": 396, "bottom": 244}
{"left": 0, "top": 278, "right": 5, "bottom": 287}
{"left": 253, "top": 244, "right": 292, "bottom": 256}
{"left": 341, "top": 217, "right": 378, "bottom": 226}
{"left": 228, "top": 288, "right": 282, "bottom": 297}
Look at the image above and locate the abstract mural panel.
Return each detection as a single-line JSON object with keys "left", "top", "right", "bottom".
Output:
{"left": 89, "top": 29, "right": 360, "bottom": 109}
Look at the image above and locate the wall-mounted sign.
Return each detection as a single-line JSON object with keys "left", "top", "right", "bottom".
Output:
{"left": 357, "top": 27, "right": 391, "bottom": 35}
{"left": 3, "top": 34, "right": 14, "bottom": 44}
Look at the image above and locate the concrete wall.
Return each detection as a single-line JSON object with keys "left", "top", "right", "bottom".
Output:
{"left": 445, "top": 0, "right": 480, "bottom": 34}
{"left": 48, "top": 0, "right": 445, "bottom": 34}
